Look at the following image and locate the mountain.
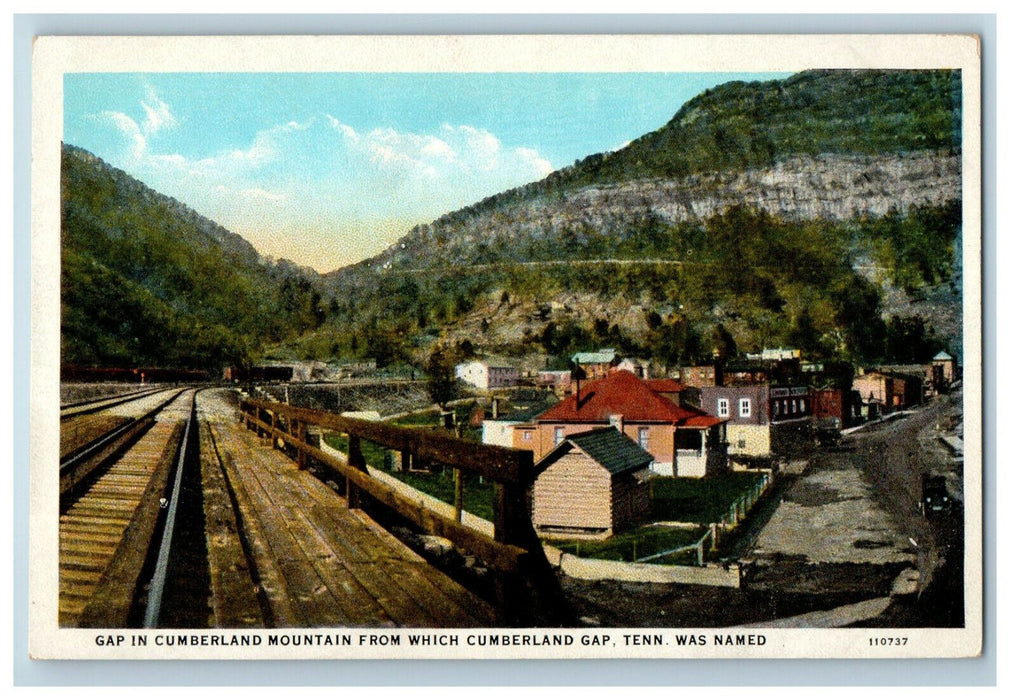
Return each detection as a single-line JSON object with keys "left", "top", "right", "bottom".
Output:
{"left": 61, "top": 68, "right": 964, "bottom": 374}
{"left": 321, "top": 69, "right": 963, "bottom": 368}
{"left": 61, "top": 144, "right": 331, "bottom": 371}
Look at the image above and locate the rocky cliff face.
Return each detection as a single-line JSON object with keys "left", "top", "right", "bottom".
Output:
{"left": 382, "top": 150, "right": 959, "bottom": 268}
{"left": 564, "top": 150, "right": 959, "bottom": 224}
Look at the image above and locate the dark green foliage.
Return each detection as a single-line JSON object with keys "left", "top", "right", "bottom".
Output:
{"left": 567, "top": 69, "right": 960, "bottom": 187}
{"left": 859, "top": 201, "right": 962, "bottom": 294}
{"left": 425, "top": 346, "right": 458, "bottom": 408}
{"left": 649, "top": 472, "right": 767, "bottom": 524}
{"left": 884, "top": 315, "right": 944, "bottom": 363}
{"left": 61, "top": 144, "right": 330, "bottom": 370}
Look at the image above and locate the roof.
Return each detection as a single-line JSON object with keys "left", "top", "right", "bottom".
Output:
{"left": 933, "top": 351, "right": 955, "bottom": 361}
{"left": 572, "top": 350, "right": 618, "bottom": 364}
{"left": 535, "top": 370, "right": 723, "bottom": 427}
{"left": 644, "top": 378, "right": 686, "bottom": 393}
{"left": 535, "top": 427, "right": 654, "bottom": 476}
{"left": 486, "top": 398, "right": 559, "bottom": 423}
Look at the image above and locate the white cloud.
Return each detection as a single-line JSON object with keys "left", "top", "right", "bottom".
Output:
{"left": 239, "top": 187, "right": 287, "bottom": 203}
{"left": 100, "top": 111, "right": 146, "bottom": 161}
{"left": 91, "top": 113, "right": 555, "bottom": 269}
{"left": 140, "top": 87, "right": 177, "bottom": 136}
{"left": 324, "top": 120, "right": 551, "bottom": 190}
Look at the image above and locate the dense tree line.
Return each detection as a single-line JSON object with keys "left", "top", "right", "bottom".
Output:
{"left": 61, "top": 145, "right": 334, "bottom": 371}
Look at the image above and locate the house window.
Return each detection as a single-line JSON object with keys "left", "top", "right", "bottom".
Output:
{"left": 717, "top": 398, "right": 729, "bottom": 418}
{"left": 638, "top": 427, "right": 650, "bottom": 451}
{"left": 553, "top": 426, "right": 565, "bottom": 446}
{"left": 523, "top": 430, "right": 532, "bottom": 441}
{"left": 739, "top": 398, "right": 751, "bottom": 418}
{"left": 676, "top": 429, "right": 702, "bottom": 454}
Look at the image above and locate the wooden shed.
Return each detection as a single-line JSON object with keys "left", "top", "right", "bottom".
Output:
{"left": 531, "top": 427, "right": 653, "bottom": 539}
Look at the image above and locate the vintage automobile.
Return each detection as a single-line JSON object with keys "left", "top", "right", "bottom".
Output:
{"left": 921, "top": 474, "right": 952, "bottom": 517}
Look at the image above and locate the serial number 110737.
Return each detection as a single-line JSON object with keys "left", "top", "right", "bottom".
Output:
{"left": 869, "top": 637, "right": 908, "bottom": 646}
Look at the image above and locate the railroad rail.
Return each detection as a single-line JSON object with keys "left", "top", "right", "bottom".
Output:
{"left": 60, "top": 389, "right": 187, "bottom": 500}
{"left": 59, "top": 390, "right": 195, "bottom": 627}
{"left": 239, "top": 397, "right": 571, "bottom": 625}
{"left": 60, "top": 386, "right": 168, "bottom": 419}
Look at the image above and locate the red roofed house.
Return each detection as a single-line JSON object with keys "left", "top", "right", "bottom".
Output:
{"left": 512, "top": 370, "right": 728, "bottom": 478}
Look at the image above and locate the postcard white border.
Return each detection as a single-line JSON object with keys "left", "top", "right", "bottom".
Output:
{"left": 29, "top": 33, "right": 983, "bottom": 662}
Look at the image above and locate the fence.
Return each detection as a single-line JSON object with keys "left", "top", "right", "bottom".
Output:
{"left": 238, "top": 396, "right": 566, "bottom": 624}
{"left": 637, "top": 470, "right": 774, "bottom": 566}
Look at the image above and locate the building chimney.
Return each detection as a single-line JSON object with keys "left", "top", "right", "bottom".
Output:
{"left": 571, "top": 360, "right": 587, "bottom": 409}
{"left": 608, "top": 414, "right": 624, "bottom": 432}
{"left": 491, "top": 396, "right": 501, "bottom": 420}
{"left": 713, "top": 347, "right": 725, "bottom": 388}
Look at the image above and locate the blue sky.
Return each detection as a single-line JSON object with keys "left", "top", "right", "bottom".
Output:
{"left": 65, "top": 71, "right": 789, "bottom": 272}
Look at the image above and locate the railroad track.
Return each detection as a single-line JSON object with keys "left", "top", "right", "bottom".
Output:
{"left": 60, "top": 386, "right": 168, "bottom": 419}
{"left": 59, "top": 389, "right": 196, "bottom": 628}
{"left": 60, "top": 388, "right": 185, "bottom": 463}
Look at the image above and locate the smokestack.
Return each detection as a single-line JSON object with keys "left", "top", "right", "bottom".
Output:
{"left": 571, "top": 359, "right": 587, "bottom": 409}
{"left": 713, "top": 347, "right": 725, "bottom": 388}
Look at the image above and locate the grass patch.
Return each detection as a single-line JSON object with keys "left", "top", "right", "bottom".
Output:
{"left": 392, "top": 470, "right": 496, "bottom": 522}
{"left": 555, "top": 525, "right": 707, "bottom": 564}
{"left": 391, "top": 406, "right": 482, "bottom": 442}
{"left": 650, "top": 472, "right": 766, "bottom": 524}
{"left": 323, "top": 431, "right": 495, "bottom": 521}
{"left": 323, "top": 433, "right": 390, "bottom": 470}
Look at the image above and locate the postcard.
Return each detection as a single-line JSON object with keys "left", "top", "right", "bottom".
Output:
{"left": 29, "top": 33, "right": 982, "bottom": 660}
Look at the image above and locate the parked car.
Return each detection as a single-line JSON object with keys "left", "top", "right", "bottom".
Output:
{"left": 921, "top": 474, "right": 952, "bottom": 517}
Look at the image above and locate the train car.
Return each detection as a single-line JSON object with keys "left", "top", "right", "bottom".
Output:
{"left": 222, "top": 365, "right": 295, "bottom": 383}
{"left": 61, "top": 366, "right": 211, "bottom": 383}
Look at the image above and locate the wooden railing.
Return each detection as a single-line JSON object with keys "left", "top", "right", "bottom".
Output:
{"left": 239, "top": 397, "right": 568, "bottom": 624}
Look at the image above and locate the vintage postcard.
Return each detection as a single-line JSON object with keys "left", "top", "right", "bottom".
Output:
{"left": 29, "top": 33, "right": 982, "bottom": 660}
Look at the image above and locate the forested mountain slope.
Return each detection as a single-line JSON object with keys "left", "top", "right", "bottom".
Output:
{"left": 61, "top": 144, "right": 331, "bottom": 370}
{"left": 318, "top": 70, "right": 962, "bottom": 369}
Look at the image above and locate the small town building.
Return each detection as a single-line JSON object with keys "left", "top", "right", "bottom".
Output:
{"left": 481, "top": 393, "right": 560, "bottom": 448}
{"left": 536, "top": 369, "right": 573, "bottom": 395}
{"left": 531, "top": 427, "right": 653, "bottom": 539}
{"left": 852, "top": 370, "right": 923, "bottom": 418}
{"left": 811, "top": 387, "right": 862, "bottom": 429}
{"left": 454, "top": 360, "right": 519, "bottom": 390}
{"left": 931, "top": 350, "right": 958, "bottom": 387}
{"left": 699, "top": 384, "right": 812, "bottom": 459}
{"left": 678, "top": 365, "right": 719, "bottom": 388}
{"left": 745, "top": 348, "right": 802, "bottom": 362}
{"left": 570, "top": 349, "right": 621, "bottom": 380}
{"left": 513, "top": 370, "right": 727, "bottom": 478}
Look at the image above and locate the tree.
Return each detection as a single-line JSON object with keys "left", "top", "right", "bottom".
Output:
{"left": 426, "top": 346, "right": 457, "bottom": 409}
{"left": 885, "top": 315, "right": 942, "bottom": 363}
{"left": 712, "top": 323, "right": 738, "bottom": 360}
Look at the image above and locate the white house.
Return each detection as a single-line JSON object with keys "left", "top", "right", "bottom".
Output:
{"left": 455, "top": 360, "right": 519, "bottom": 390}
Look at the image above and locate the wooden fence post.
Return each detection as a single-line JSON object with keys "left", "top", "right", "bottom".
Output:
{"left": 296, "top": 420, "right": 307, "bottom": 470}
{"left": 346, "top": 434, "right": 366, "bottom": 509}
{"left": 453, "top": 468, "right": 464, "bottom": 523}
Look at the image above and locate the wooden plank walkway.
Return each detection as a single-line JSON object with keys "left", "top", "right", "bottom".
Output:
{"left": 202, "top": 402, "right": 497, "bottom": 628}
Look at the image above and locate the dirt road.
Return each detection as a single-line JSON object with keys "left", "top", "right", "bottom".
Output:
{"left": 560, "top": 392, "right": 965, "bottom": 627}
